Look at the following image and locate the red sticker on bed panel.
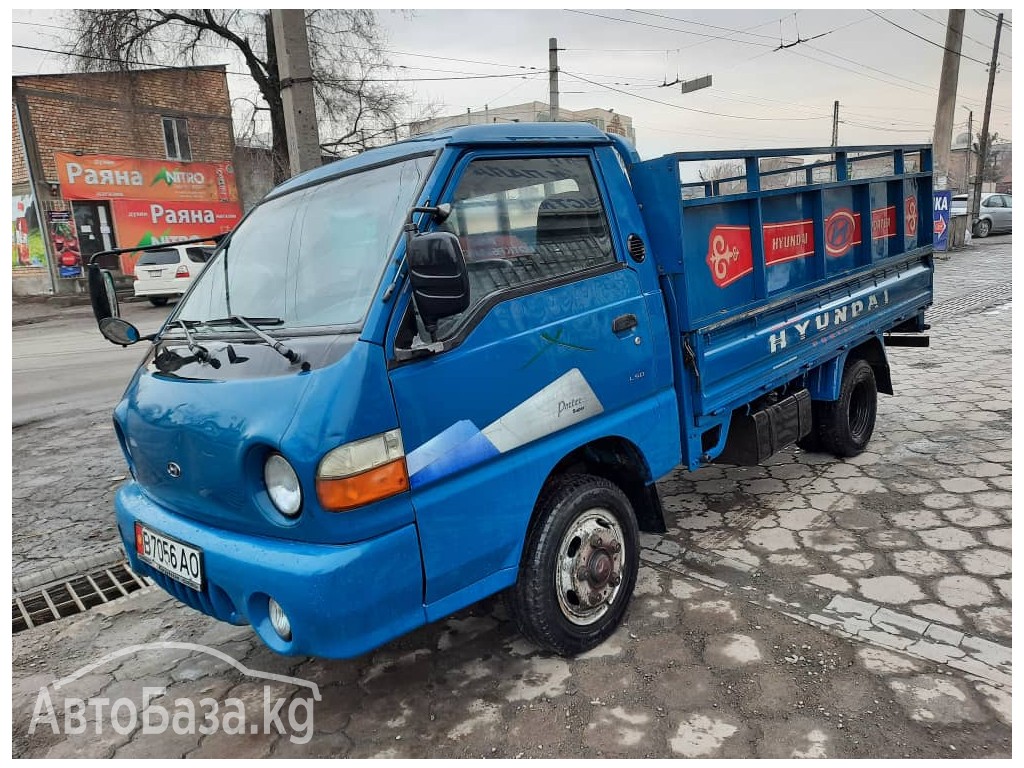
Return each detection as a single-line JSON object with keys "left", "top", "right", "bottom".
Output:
{"left": 763, "top": 219, "right": 814, "bottom": 264}
{"left": 706, "top": 225, "right": 753, "bottom": 287}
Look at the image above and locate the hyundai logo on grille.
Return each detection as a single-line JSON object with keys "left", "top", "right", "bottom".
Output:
{"left": 167, "top": 462, "right": 182, "bottom": 479}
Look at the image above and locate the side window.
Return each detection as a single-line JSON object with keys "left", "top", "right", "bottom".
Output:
{"left": 186, "top": 247, "right": 212, "bottom": 263}
{"left": 436, "top": 155, "right": 615, "bottom": 336}
{"left": 986, "top": 196, "right": 1003, "bottom": 208}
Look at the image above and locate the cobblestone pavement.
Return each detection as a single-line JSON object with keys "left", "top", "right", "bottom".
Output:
{"left": 11, "top": 239, "right": 1012, "bottom": 757}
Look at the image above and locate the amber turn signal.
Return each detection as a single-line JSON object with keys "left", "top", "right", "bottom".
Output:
{"left": 316, "top": 457, "right": 409, "bottom": 511}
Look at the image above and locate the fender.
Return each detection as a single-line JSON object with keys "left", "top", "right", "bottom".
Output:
{"left": 806, "top": 335, "right": 893, "bottom": 400}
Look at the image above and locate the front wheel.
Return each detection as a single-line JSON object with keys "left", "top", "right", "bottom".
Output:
{"left": 974, "top": 218, "right": 992, "bottom": 238}
{"left": 507, "top": 474, "right": 639, "bottom": 656}
{"left": 812, "top": 359, "right": 877, "bottom": 457}
{"left": 148, "top": 297, "right": 169, "bottom": 307}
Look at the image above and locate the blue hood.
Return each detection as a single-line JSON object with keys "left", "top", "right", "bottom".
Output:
{"left": 115, "top": 336, "right": 412, "bottom": 544}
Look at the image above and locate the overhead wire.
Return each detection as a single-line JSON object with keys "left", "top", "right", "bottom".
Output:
{"left": 561, "top": 70, "right": 828, "bottom": 121}
{"left": 869, "top": 11, "right": 992, "bottom": 66}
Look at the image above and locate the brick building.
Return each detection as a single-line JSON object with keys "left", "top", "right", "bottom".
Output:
{"left": 12, "top": 65, "right": 242, "bottom": 295}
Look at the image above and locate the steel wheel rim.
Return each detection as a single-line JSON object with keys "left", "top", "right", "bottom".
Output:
{"left": 554, "top": 508, "right": 627, "bottom": 626}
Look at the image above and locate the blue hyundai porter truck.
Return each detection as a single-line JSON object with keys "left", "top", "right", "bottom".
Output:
{"left": 88, "top": 123, "right": 933, "bottom": 658}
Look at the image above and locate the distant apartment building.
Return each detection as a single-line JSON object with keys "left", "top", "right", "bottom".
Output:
{"left": 410, "top": 101, "right": 636, "bottom": 144}
{"left": 12, "top": 65, "right": 242, "bottom": 296}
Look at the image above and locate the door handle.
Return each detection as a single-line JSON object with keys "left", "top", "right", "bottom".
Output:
{"left": 612, "top": 313, "right": 638, "bottom": 333}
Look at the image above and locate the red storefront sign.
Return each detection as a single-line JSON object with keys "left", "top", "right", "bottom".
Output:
{"left": 54, "top": 152, "right": 239, "bottom": 202}
{"left": 111, "top": 200, "right": 242, "bottom": 274}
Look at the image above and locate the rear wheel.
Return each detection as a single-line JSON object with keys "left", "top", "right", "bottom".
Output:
{"left": 148, "top": 297, "right": 169, "bottom": 307}
{"left": 813, "top": 359, "right": 877, "bottom": 457}
{"left": 507, "top": 474, "right": 639, "bottom": 656}
{"left": 975, "top": 218, "right": 992, "bottom": 238}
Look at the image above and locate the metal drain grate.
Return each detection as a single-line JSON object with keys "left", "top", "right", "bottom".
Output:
{"left": 12, "top": 562, "right": 152, "bottom": 634}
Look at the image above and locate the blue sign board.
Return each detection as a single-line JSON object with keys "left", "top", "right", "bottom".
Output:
{"left": 933, "top": 190, "right": 951, "bottom": 251}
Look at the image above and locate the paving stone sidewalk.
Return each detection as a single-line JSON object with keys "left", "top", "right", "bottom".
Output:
{"left": 10, "top": 563, "right": 1011, "bottom": 758}
{"left": 10, "top": 240, "right": 1012, "bottom": 757}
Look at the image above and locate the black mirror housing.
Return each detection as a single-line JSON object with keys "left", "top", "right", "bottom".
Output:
{"left": 88, "top": 263, "right": 120, "bottom": 322}
{"left": 407, "top": 231, "right": 470, "bottom": 337}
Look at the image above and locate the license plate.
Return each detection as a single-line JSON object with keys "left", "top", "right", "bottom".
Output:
{"left": 135, "top": 522, "right": 204, "bottom": 591}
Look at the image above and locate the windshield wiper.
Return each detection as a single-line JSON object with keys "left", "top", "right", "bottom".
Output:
{"left": 206, "top": 315, "right": 303, "bottom": 366}
{"left": 175, "top": 320, "right": 220, "bottom": 368}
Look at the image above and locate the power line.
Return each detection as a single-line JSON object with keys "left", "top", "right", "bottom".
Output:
{"left": 869, "top": 11, "right": 992, "bottom": 66}
{"left": 911, "top": 10, "right": 1011, "bottom": 58}
{"left": 626, "top": 9, "right": 779, "bottom": 41}
{"left": 11, "top": 43, "right": 549, "bottom": 83}
{"left": 561, "top": 70, "right": 829, "bottom": 122}
{"left": 565, "top": 9, "right": 775, "bottom": 48}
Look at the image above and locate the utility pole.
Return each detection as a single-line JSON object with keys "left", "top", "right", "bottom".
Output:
{"left": 973, "top": 12, "right": 1003, "bottom": 222}
{"left": 549, "top": 37, "right": 560, "bottom": 122}
{"left": 932, "top": 10, "right": 965, "bottom": 190}
{"left": 271, "top": 9, "right": 321, "bottom": 177}
{"left": 964, "top": 109, "right": 974, "bottom": 220}
{"left": 831, "top": 100, "right": 839, "bottom": 146}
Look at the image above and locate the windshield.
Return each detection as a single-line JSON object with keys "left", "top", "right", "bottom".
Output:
{"left": 174, "top": 154, "right": 434, "bottom": 329}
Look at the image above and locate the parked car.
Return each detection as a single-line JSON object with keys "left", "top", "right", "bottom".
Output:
{"left": 951, "top": 193, "right": 1013, "bottom": 237}
{"left": 132, "top": 243, "right": 215, "bottom": 306}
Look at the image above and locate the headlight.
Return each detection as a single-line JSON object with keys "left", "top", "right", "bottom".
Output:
{"left": 264, "top": 454, "right": 302, "bottom": 517}
{"left": 316, "top": 429, "right": 408, "bottom": 511}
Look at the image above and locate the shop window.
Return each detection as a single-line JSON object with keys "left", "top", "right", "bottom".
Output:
{"left": 163, "top": 117, "right": 192, "bottom": 161}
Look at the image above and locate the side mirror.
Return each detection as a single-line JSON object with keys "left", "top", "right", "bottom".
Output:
{"left": 407, "top": 231, "right": 470, "bottom": 338}
{"left": 88, "top": 263, "right": 142, "bottom": 346}
{"left": 99, "top": 317, "right": 142, "bottom": 346}
{"left": 88, "top": 263, "right": 120, "bottom": 321}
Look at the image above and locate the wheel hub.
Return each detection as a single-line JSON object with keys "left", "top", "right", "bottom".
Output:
{"left": 587, "top": 550, "right": 613, "bottom": 586}
{"left": 556, "top": 510, "right": 627, "bottom": 626}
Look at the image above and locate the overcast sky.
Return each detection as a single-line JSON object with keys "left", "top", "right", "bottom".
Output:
{"left": 11, "top": 6, "right": 1013, "bottom": 159}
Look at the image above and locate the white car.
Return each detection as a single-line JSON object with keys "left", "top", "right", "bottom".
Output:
{"left": 132, "top": 243, "right": 215, "bottom": 306}
{"left": 950, "top": 193, "right": 1013, "bottom": 238}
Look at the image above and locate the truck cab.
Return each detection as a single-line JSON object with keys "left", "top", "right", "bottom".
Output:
{"left": 89, "top": 123, "right": 933, "bottom": 658}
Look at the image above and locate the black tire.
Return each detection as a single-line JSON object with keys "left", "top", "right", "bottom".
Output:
{"left": 796, "top": 431, "right": 822, "bottom": 453}
{"left": 148, "top": 297, "right": 169, "bottom": 307}
{"left": 507, "top": 473, "right": 639, "bottom": 656}
{"left": 813, "top": 359, "right": 877, "bottom": 458}
{"left": 975, "top": 218, "right": 992, "bottom": 238}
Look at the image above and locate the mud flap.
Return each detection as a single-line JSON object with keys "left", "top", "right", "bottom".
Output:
{"left": 715, "top": 389, "right": 812, "bottom": 465}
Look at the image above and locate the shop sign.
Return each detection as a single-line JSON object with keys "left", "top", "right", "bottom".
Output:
{"left": 54, "top": 152, "right": 239, "bottom": 203}
{"left": 111, "top": 200, "right": 242, "bottom": 274}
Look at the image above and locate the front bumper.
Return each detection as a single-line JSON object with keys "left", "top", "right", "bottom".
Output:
{"left": 115, "top": 482, "right": 427, "bottom": 658}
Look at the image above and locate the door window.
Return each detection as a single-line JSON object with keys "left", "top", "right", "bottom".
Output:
{"left": 436, "top": 155, "right": 616, "bottom": 337}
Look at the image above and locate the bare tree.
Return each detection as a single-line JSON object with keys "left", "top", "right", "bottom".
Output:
{"left": 698, "top": 156, "right": 808, "bottom": 194}
{"left": 64, "top": 9, "right": 417, "bottom": 182}
{"left": 698, "top": 161, "right": 745, "bottom": 195}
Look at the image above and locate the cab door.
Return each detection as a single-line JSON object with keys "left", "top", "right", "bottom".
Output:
{"left": 387, "top": 151, "right": 660, "bottom": 611}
